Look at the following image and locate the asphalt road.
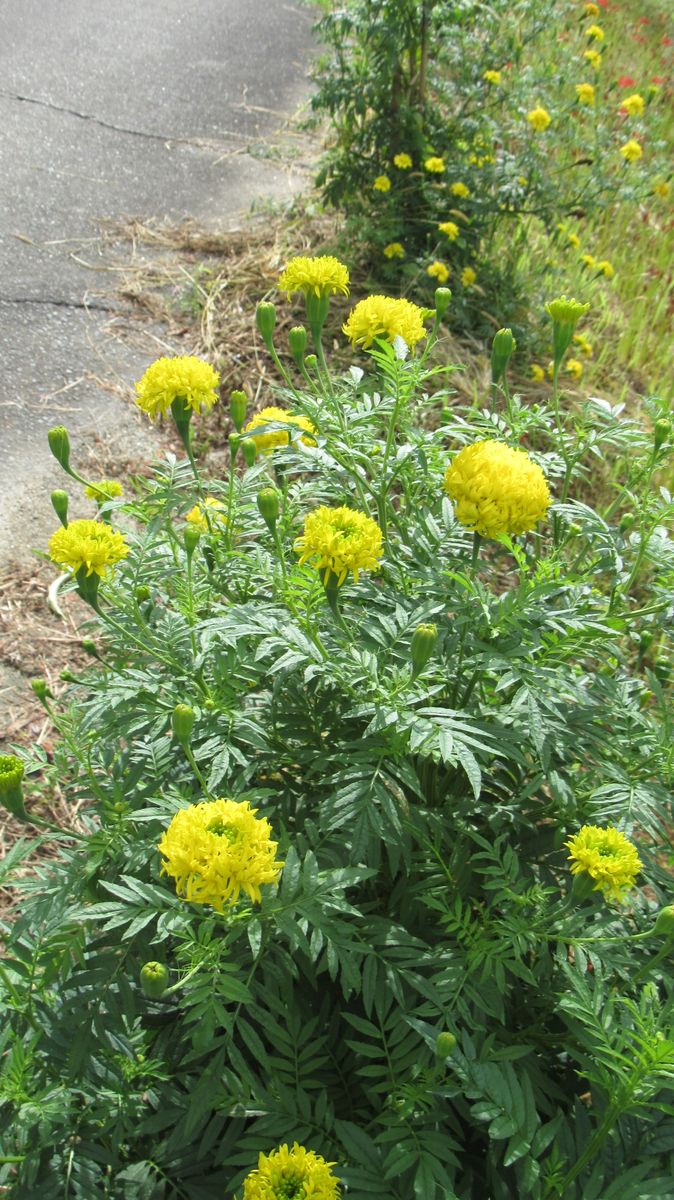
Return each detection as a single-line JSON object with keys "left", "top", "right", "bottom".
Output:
{"left": 0, "top": 0, "right": 315, "bottom": 562}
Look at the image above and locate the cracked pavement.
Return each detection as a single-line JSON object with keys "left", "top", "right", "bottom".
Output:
{"left": 0, "top": 0, "right": 315, "bottom": 564}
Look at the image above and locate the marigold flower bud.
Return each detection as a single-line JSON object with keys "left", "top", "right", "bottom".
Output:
{"left": 304, "top": 354, "right": 318, "bottom": 371}
{"left": 639, "top": 630, "right": 653, "bottom": 655}
{"left": 436, "top": 1031, "right": 457, "bottom": 1057}
{"left": 491, "top": 328, "right": 517, "bottom": 384}
{"left": 60, "top": 669, "right": 77, "bottom": 683}
{"left": 545, "top": 295, "right": 590, "bottom": 368}
{"left": 241, "top": 439, "right": 257, "bottom": 468}
{"left": 0, "top": 754, "right": 28, "bottom": 820}
{"left": 51, "top": 489, "right": 69, "bottom": 528}
{"left": 230, "top": 389, "right": 247, "bottom": 432}
{"left": 256, "top": 301, "right": 277, "bottom": 348}
{"left": 31, "top": 678, "right": 52, "bottom": 702}
{"left": 48, "top": 426, "right": 72, "bottom": 474}
{"left": 81, "top": 638, "right": 98, "bottom": 656}
{"left": 288, "top": 325, "right": 308, "bottom": 367}
{"left": 172, "top": 704, "right": 195, "bottom": 745}
{"left": 257, "top": 487, "right": 281, "bottom": 531}
{"left": 411, "top": 623, "right": 438, "bottom": 677}
{"left": 140, "top": 961, "right": 170, "bottom": 999}
{"left": 654, "top": 419, "right": 670, "bottom": 450}
{"left": 135, "top": 585, "right": 151, "bottom": 603}
{"left": 434, "top": 287, "right": 452, "bottom": 320}
{"left": 619, "top": 512, "right": 636, "bottom": 534}
{"left": 184, "top": 524, "right": 201, "bottom": 557}
{"left": 653, "top": 906, "right": 674, "bottom": 938}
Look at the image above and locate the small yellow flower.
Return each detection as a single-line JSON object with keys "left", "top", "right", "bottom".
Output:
{"left": 393, "top": 152, "right": 413, "bottom": 169}
{"left": 581, "top": 253, "right": 596, "bottom": 269}
{"left": 85, "top": 480, "right": 123, "bottom": 503}
{"left": 427, "top": 260, "right": 449, "bottom": 284}
{"left": 621, "top": 93, "right": 645, "bottom": 117}
{"left": 451, "top": 181, "right": 470, "bottom": 198}
{"left": 383, "top": 242, "right": 405, "bottom": 259}
{"left": 527, "top": 106, "right": 552, "bottom": 132}
{"left": 518, "top": 175, "right": 528, "bottom": 187}
{"left": 294, "top": 505, "right": 383, "bottom": 586}
{"left": 438, "top": 220, "right": 459, "bottom": 241}
{"left": 243, "top": 1143, "right": 341, "bottom": 1200}
{"left": 573, "top": 334, "right": 594, "bottom": 357}
{"left": 484, "top": 70, "right": 502, "bottom": 85}
{"left": 135, "top": 356, "right": 220, "bottom": 421}
{"left": 444, "top": 441, "right": 551, "bottom": 538}
{"left": 620, "top": 139, "right": 643, "bottom": 162}
{"left": 343, "top": 295, "right": 429, "bottom": 349}
{"left": 576, "top": 82, "right": 595, "bottom": 106}
{"left": 586, "top": 23, "right": 604, "bottom": 40}
{"left": 530, "top": 364, "right": 545, "bottom": 382}
{"left": 373, "top": 174, "right": 391, "bottom": 192}
{"left": 49, "top": 519, "right": 129, "bottom": 578}
{"left": 584, "top": 2, "right": 600, "bottom": 15}
{"left": 597, "top": 259, "right": 614, "bottom": 279}
{"left": 652, "top": 179, "right": 671, "bottom": 199}
{"left": 584, "top": 49, "right": 602, "bottom": 70}
{"left": 565, "top": 358, "right": 584, "bottom": 380}
{"left": 566, "top": 824, "right": 642, "bottom": 902}
{"left": 278, "top": 256, "right": 350, "bottom": 299}
{"left": 158, "top": 798, "right": 283, "bottom": 911}
{"left": 567, "top": 233, "right": 581, "bottom": 249}
{"left": 461, "top": 266, "right": 477, "bottom": 288}
{"left": 424, "top": 156, "right": 446, "bottom": 174}
{"left": 185, "top": 496, "right": 227, "bottom": 532}
{"left": 244, "top": 406, "right": 316, "bottom": 454}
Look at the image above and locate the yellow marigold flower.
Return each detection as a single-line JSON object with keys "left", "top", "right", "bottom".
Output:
{"left": 620, "top": 138, "right": 643, "bottom": 162}
{"left": 85, "top": 480, "right": 123, "bottom": 503}
{"left": 527, "top": 106, "right": 551, "bottom": 132}
{"left": 373, "top": 174, "right": 391, "bottom": 192}
{"left": 393, "top": 152, "right": 413, "bottom": 169}
{"left": 567, "top": 233, "right": 581, "bottom": 249}
{"left": 584, "top": 2, "right": 600, "bottom": 16}
{"left": 576, "top": 82, "right": 595, "bottom": 106}
{"left": 530, "top": 364, "right": 545, "bottom": 382}
{"left": 565, "top": 357, "right": 584, "bottom": 380}
{"left": 621, "top": 93, "right": 645, "bottom": 117}
{"left": 652, "top": 179, "right": 671, "bottom": 199}
{"left": 444, "top": 441, "right": 550, "bottom": 538}
{"left": 586, "top": 23, "right": 604, "bottom": 40}
{"left": 294, "top": 506, "right": 383, "bottom": 586}
{"left": 383, "top": 242, "right": 405, "bottom": 259}
{"left": 135, "top": 356, "right": 219, "bottom": 421}
{"left": 243, "top": 1143, "right": 340, "bottom": 1200}
{"left": 566, "top": 824, "right": 642, "bottom": 902}
{"left": 342, "top": 295, "right": 429, "bottom": 349}
{"left": 244, "top": 406, "right": 316, "bottom": 454}
{"left": 597, "top": 258, "right": 614, "bottom": 279}
{"left": 158, "top": 798, "right": 282, "bottom": 912}
{"left": 427, "top": 260, "right": 449, "bottom": 284}
{"left": 451, "top": 181, "right": 470, "bottom": 198}
{"left": 278, "top": 256, "right": 350, "bottom": 299}
{"left": 484, "top": 70, "right": 502, "bottom": 85}
{"left": 461, "top": 266, "right": 477, "bottom": 288}
{"left": 438, "top": 220, "right": 460, "bottom": 240}
{"left": 424, "top": 156, "right": 446, "bottom": 174}
{"left": 573, "top": 334, "right": 594, "bottom": 357}
{"left": 185, "top": 496, "right": 227, "bottom": 531}
{"left": 584, "top": 49, "right": 602, "bottom": 70}
{"left": 49, "top": 519, "right": 129, "bottom": 578}
{"left": 581, "top": 253, "right": 596, "bottom": 268}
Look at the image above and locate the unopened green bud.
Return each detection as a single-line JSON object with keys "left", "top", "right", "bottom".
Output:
{"left": 51, "top": 489, "right": 69, "bottom": 527}
{"left": 545, "top": 295, "right": 590, "bottom": 367}
{"left": 304, "top": 354, "right": 318, "bottom": 372}
{"left": 639, "top": 630, "right": 653, "bottom": 655}
{"left": 256, "top": 301, "right": 277, "bottom": 348}
{"left": 241, "top": 439, "right": 257, "bottom": 468}
{"left": 48, "top": 426, "right": 72, "bottom": 474}
{"left": 619, "top": 512, "right": 636, "bottom": 534}
{"left": 434, "top": 288, "right": 452, "bottom": 319}
{"left": 135, "top": 585, "right": 151, "bottom": 603}
{"left": 257, "top": 487, "right": 280, "bottom": 531}
{"left": 172, "top": 703, "right": 195, "bottom": 745}
{"left": 491, "top": 328, "right": 516, "bottom": 384}
{"left": 436, "top": 1031, "right": 457, "bottom": 1057}
{"left": 184, "top": 524, "right": 201, "bottom": 558}
{"left": 288, "top": 325, "right": 308, "bottom": 367}
{"left": 81, "top": 639, "right": 99, "bottom": 657}
{"left": 30, "top": 678, "right": 52, "bottom": 702}
{"left": 60, "top": 669, "right": 77, "bottom": 683}
{"left": 411, "top": 623, "right": 438, "bottom": 677}
{"left": 140, "top": 962, "right": 169, "bottom": 999}
{"left": 654, "top": 419, "right": 670, "bottom": 450}
{"left": 230, "top": 389, "right": 247, "bottom": 432}
{"left": 0, "top": 754, "right": 28, "bottom": 820}
{"left": 653, "top": 906, "right": 674, "bottom": 938}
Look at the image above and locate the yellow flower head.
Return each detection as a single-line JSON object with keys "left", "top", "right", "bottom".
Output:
{"left": 573, "top": 334, "right": 594, "bottom": 357}
{"left": 566, "top": 824, "right": 642, "bottom": 901}
{"left": 427, "top": 260, "right": 449, "bottom": 284}
{"left": 597, "top": 259, "right": 614, "bottom": 279}
{"left": 85, "top": 480, "right": 123, "bottom": 503}
{"left": 444, "top": 441, "right": 551, "bottom": 538}
{"left": 158, "top": 798, "right": 282, "bottom": 911}
{"left": 438, "top": 221, "right": 459, "bottom": 241}
{"left": 581, "top": 253, "right": 596, "bottom": 269}
{"left": 278, "top": 256, "right": 350, "bottom": 299}
{"left": 185, "top": 496, "right": 227, "bottom": 531}
{"left": 620, "top": 139, "right": 643, "bottom": 162}
{"left": 652, "top": 179, "right": 670, "bottom": 199}
{"left": 576, "top": 82, "right": 595, "bottom": 106}
{"left": 393, "top": 152, "right": 413, "bottom": 169}
{"left": 584, "top": 48, "right": 602, "bottom": 70}
{"left": 451, "top": 181, "right": 470, "bottom": 198}
{"left": 424, "top": 156, "right": 446, "bottom": 174}
{"left": 383, "top": 242, "right": 405, "bottom": 260}
{"left": 373, "top": 174, "right": 391, "bottom": 192}
{"left": 586, "top": 23, "right": 604, "bottom": 40}
{"left": 567, "top": 232, "right": 581, "bottom": 249}
{"left": 243, "top": 1143, "right": 341, "bottom": 1200}
{"left": 621, "top": 93, "right": 645, "bottom": 117}
{"left": 294, "top": 505, "right": 383, "bottom": 586}
{"left": 244, "top": 406, "right": 316, "bottom": 454}
{"left": 565, "top": 357, "right": 584, "bottom": 380}
{"left": 584, "top": 2, "right": 600, "bottom": 15}
{"left": 484, "top": 70, "right": 502, "bottom": 85}
{"left": 530, "top": 364, "right": 545, "bottom": 383}
{"left": 527, "top": 106, "right": 552, "bottom": 132}
{"left": 342, "top": 295, "right": 429, "bottom": 349}
{"left": 49, "top": 519, "right": 129, "bottom": 578}
{"left": 461, "top": 266, "right": 477, "bottom": 288}
{"left": 135, "top": 356, "right": 220, "bottom": 420}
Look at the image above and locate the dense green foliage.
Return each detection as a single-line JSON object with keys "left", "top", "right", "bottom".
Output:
{"left": 2, "top": 296, "right": 674, "bottom": 1199}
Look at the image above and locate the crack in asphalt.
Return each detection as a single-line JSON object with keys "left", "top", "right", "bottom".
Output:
{"left": 0, "top": 295, "right": 117, "bottom": 312}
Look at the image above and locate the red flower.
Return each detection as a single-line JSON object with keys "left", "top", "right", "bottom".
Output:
{"left": 651, "top": 76, "right": 665, "bottom": 84}
{"left": 618, "top": 76, "right": 636, "bottom": 87}
{"left": 662, "top": 37, "right": 673, "bottom": 46}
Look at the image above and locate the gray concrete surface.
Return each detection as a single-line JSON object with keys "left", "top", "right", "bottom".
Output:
{"left": 0, "top": 0, "right": 315, "bottom": 563}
